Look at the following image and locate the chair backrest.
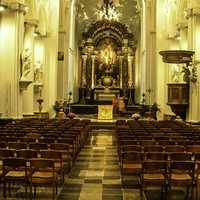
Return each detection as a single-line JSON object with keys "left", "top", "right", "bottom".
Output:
{"left": 0, "top": 142, "right": 7, "bottom": 149}
{"left": 3, "top": 157, "right": 27, "bottom": 169}
{"left": 0, "top": 149, "right": 15, "bottom": 158}
{"left": 187, "top": 145, "right": 200, "bottom": 153}
{"left": 146, "top": 152, "right": 167, "bottom": 161}
{"left": 144, "top": 145, "right": 163, "bottom": 153}
{"left": 170, "top": 161, "right": 195, "bottom": 174}
{"left": 30, "top": 159, "right": 54, "bottom": 172}
{"left": 29, "top": 143, "right": 48, "bottom": 150}
{"left": 50, "top": 143, "right": 69, "bottom": 151}
{"left": 165, "top": 145, "right": 185, "bottom": 153}
{"left": 169, "top": 152, "right": 192, "bottom": 161}
{"left": 40, "top": 150, "right": 62, "bottom": 160}
{"left": 122, "top": 151, "right": 144, "bottom": 163}
{"left": 16, "top": 149, "right": 38, "bottom": 159}
{"left": 8, "top": 142, "right": 27, "bottom": 150}
{"left": 121, "top": 145, "right": 142, "bottom": 153}
{"left": 143, "top": 160, "right": 167, "bottom": 174}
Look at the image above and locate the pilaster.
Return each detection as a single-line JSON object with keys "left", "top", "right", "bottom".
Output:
{"left": 186, "top": 6, "right": 200, "bottom": 121}
{"left": 0, "top": 1, "right": 25, "bottom": 118}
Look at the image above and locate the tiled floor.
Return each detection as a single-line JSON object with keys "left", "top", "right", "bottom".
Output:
{"left": 58, "top": 129, "right": 141, "bottom": 200}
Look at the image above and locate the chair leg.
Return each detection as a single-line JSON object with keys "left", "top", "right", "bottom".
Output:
{"left": 3, "top": 180, "right": 6, "bottom": 198}
{"left": 30, "top": 183, "right": 32, "bottom": 200}
{"left": 185, "top": 186, "right": 190, "bottom": 200}
{"left": 52, "top": 183, "right": 55, "bottom": 200}
{"left": 140, "top": 184, "right": 143, "bottom": 200}
{"left": 161, "top": 185, "right": 164, "bottom": 200}
{"left": 34, "top": 185, "right": 36, "bottom": 197}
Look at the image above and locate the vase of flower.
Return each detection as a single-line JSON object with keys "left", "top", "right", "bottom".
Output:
{"left": 67, "top": 112, "right": 76, "bottom": 120}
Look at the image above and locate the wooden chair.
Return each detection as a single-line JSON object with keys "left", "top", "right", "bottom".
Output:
{"left": 121, "top": 151, "right": 144, "bottom": 199}
{"left": 3, "top": 158, "right": 29, "bottom": 198}
{"left": 30, "top": 158, "right": 58, "bottom": 200}
{"left": 50, "top": 143, "right": 72, "bottom": 171}
{"left": 168, "top": 161, "right": 195, "bottom": 200}
{"left": 40, "top": 150, "right": 64, "bottom": 183}
{"left": 141, "top": 161, "right": 167, "bottom": 200}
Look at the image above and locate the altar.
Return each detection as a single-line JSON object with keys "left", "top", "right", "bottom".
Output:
{"left": 98, "top": 105, "right": 113, "bottom": 120}
{"left": 94, "top": 87, "right": 121, "bottom": 102}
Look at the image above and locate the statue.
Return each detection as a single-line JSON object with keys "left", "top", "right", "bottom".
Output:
{"left": 21, "top": 48, "right": 32, "bottom": 80}
{"left": 172, "top": 65, "right": 181, "bottom": 83}
{"left": 34, "top": 61, "right": 43, "bottom": 83}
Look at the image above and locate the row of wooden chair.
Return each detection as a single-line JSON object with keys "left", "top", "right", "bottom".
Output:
{"left": 116, "top": 120, "right": 200, "bottom": 199}
{"left": 0, "top": 119, "right": 91, "bottom": 199}
{"left": 120, "top": 151, "right": 200, "bottom": 200}
{"left": 0, "top": 157, "right": 59, "bottom": 199}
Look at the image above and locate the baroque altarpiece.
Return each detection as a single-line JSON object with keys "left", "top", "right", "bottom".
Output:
{"left": 79, "top": 20, "right": 136, "bottom": 105}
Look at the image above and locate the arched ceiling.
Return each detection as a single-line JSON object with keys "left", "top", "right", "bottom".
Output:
{"left": 77, "top": 0, "right": 140, "bottom": 46}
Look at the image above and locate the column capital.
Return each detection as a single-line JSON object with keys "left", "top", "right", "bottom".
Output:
{"left": 1, "top": 1, "right": 28, "bottom": 14}
{"left": 24, "top": 19, "right": 38, "bottom": 28}
{"left": 128, "top": 55, "right": 134, "bottom": 62}
{"left": 91, "top": 55, "right": 96, "bottom": 60}
{"left": 81, "top": 54, "right": 87, "bottom": 60}
{"left": 185, "top": 7, "right": 200, "bottom": 19}
{"left": 176, "top": 22, "right": 188, "bottom": 30}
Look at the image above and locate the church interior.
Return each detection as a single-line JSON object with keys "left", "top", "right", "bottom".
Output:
{"left": 1, "top": 0, "right": 200, "bottom": 199}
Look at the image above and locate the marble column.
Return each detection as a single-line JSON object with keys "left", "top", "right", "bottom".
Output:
{"left": 81, "top": 55, "right": 87, "bottom": 87}
{"left": 0, "top": 1, "right": 26, "bottom": 118}
{"left": 128, "top": 55, "right": 134, "bottom": 87}
{"left": 91, "top": 55, "right": 95, "bottom": 89}
{"left": 119, "top": 56, "right": 123, "bottom": 88}
{"left": 186, "top": 5, "right": 200, "bottom": 121}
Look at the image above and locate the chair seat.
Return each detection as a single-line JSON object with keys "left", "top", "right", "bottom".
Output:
{"left": 144, "top": 173, "right": 165, "bottom": 180}
{"left": 122, "top": 163, "right": 142, "bottom": 169}
{"left": 32, "top": 171, "right": 54, "bottom": 179}
{"left": 171, "top": 173, "right": 192, "bottom": 181}
{"left": 6, "top": 170, "right": 26, "bottom": 177}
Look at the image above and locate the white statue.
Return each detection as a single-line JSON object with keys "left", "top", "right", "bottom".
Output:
{"left": 21, "top": 48, "right": 32, "bottom": 80}
{"left": 172, "top": 65, "right": 181, "bottom": 83}
{"left": 34, "top": 61, "right": 43, "bottom": 83}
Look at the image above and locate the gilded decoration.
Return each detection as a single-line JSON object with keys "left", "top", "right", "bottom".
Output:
{"left": 98, "top": 105, "right": 113, "bottom": 120}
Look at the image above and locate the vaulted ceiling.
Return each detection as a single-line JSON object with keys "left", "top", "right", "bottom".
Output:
{"left": 77, "top": 0, "right": 140, "bottom": 45}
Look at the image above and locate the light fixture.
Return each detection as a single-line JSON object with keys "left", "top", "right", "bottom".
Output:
{"left": 98, "top": 0, "right": 119, "bottom": 21}
{"left": 0, "top": 5, "right": 5, "bottom": 12}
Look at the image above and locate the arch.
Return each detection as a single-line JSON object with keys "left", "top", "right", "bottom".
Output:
{"left": 83, "top": 20, "right": 135, "bottom": 48}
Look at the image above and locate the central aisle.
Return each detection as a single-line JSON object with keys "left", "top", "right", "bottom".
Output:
{"left": 58, "top": 129, "right": 140, "bottom": 200}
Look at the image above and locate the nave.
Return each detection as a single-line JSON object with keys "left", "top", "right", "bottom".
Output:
{"left": 58, "top": 128, "right": 140, "bottom": 200}
{"left": 0, "top": 119, "right": 198, "bottom": 200}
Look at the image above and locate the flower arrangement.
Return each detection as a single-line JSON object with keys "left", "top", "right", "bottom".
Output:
{"left": 67, "top": 112, "right": 76, "bottom": 119}
{"left": 131, "top": 112, "right": 141, "bottom": 121}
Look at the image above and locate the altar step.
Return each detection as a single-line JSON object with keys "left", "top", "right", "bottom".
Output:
{"left": 90, "top": 121, "right": 116, "bottom": 130}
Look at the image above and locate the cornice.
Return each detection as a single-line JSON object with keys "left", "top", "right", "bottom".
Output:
{"left": 0, "top": 0, "right": 29, "bottom": 14}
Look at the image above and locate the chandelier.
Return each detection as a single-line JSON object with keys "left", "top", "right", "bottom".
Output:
{"left": 98, "top": 0, "right": 119, "bottom": 21}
